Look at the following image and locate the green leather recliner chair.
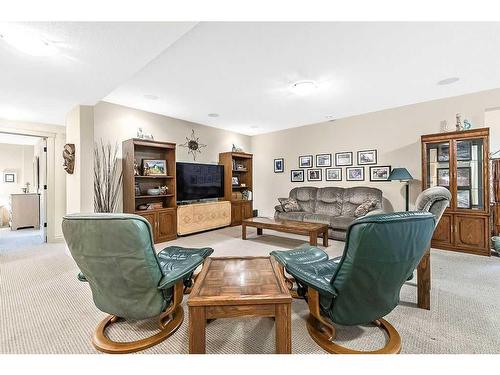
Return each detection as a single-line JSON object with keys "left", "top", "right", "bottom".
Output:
{"left": 62, "top": 213, "right": 213, "bottom": 354}
{"left": 280, "top": 212, "right": 435, "bottom": 354}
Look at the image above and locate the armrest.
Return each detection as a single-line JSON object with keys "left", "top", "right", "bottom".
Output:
{"left": 285, "top": 262, "right": 337, "bottom": 297}
{"left": 77, "top": 272, "right": 87, "bottom": 282}
{"left": 158, "top": 255, "right": 205, "bottom": 290}
{"left": 274, "top": 204, "right": 284, "bottom": 213}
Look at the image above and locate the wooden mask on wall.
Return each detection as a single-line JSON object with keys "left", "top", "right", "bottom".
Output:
{"left": 63, "top": 143, "right": 75, "bottom": 174}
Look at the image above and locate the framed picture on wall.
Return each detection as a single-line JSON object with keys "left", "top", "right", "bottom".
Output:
{"left": 437, "top": 168, "right": 450, "bottom": 187}
{"left": 357, "top": 150, "right": 377, "bottom": 165}
{"left": 457, "top": 189, "right": 471, "bottom": 208}
{"left": 369, "top": 166, "right": 391, "bottom": 181}
{"left": 3, "top": 172, "right": 16, "bottom": 183}
{"left": 274, "top": 158, "right": 284, "bottom": 173}
{"left": 346, "top": 167, "right": 364, "bottom": 181}
{"left": 325, "top": 168, "right": 342, "bottom": 181}
{"left": 307, "top": 169, "right": 322, "bottom": 181}
{"left": 457, "top": 167, "right": 471, "bottom": 188}
{"left": 299, "top": 155, "right": 313, "bottom": 168}
{"left": 315, "top": 153, "right": 332, "bottom": 167}
{"left": 335, "top": 152, "right": 353, "bottom": 166}
{"left": 291, "top": 169, "right": 304, "bottom": 182}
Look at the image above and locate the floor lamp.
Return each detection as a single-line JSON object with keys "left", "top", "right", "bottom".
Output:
{"left": 388, "top": 168, "right": 413, "bottom": 211}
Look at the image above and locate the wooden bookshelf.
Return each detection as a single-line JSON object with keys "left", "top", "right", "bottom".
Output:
{"left": 122, "top": 138, "right": 177, "bottom": 243}
{"left": 219, "top": 151, "right": 253, "bottom": 226}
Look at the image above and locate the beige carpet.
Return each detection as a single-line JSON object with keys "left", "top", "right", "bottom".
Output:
{"left": 1, "top": 225, "right": 500, "bottom": 354}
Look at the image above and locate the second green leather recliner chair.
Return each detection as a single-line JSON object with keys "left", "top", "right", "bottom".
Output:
{"left": 274, "top": 212, "right": 435, "bottom": 354}
{"left": 62, "top": 213, "right": 213, "bottom": 354}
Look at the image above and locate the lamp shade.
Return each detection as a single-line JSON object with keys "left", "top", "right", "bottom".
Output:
{"left": 388, "top": 168, "right": 413, "bottom": 181}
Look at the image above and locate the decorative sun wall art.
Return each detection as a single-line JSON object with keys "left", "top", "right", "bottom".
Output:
{"left": 180, "top": 129, "right": 207, "bottom": 160}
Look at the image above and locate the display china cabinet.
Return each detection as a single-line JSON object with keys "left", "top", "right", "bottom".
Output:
{"left": 421, "top": 128, "right": 490, "bottom": 256}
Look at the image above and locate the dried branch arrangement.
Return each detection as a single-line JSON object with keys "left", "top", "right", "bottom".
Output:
{"left": 94, "top": 140, "right": 123, "bottom": 213}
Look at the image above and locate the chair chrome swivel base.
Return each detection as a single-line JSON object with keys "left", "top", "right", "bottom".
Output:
{"left": 306, "top": 289, "right": 402, "bottom": 354}
{"left": 92, "top": 282, "right": 185, "bottom": 354}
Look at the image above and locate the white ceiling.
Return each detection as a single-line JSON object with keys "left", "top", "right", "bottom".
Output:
{"left": 3, "top": 22, "right": 500, "bottom": 135}
{"left": 105, "top": 22, "right": 500, "bottom": 135}
{"left": 0, "top": 22, "right": 196, "bottom": 125}
{"left": 0, "top": 132, "right": 41, "bottom": 145}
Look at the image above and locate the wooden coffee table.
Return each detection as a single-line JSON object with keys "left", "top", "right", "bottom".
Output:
{"left": 187, "top": 256, "right": 292, "bottom": 354}
{"left": 242, "top": 217, "right": 328, "bottom": 247}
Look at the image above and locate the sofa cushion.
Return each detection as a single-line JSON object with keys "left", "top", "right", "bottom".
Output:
{"left": 290, "top": 187, "right": 318, "bottom": 213}
{"left": 330, "top": 216, "right": 354, "bottom": 230}
{"left": 341, "top": 187, "right": 383, "bottom": 217}
{"left": 303, "top": 213, "right": 331, "bottom": 225}
{"left": 314, "top": 187, "right": 344, "bottom": 216}
{"left": 275, "top": 211, "right": 306, "bottom": 221}
{"left": 278, "top": 197, "right": 302, "bottom": 212}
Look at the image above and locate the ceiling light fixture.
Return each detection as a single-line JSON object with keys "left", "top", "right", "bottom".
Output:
{"left": 208, "top": 113, "right": 219, "bottom": 118}
{"left": 290, "top": 80, "right": 318, "bottom": 96}
{"left": 0, "top": 29, "right": 57, "bottom": 57}
{"left": 143, "top": 94, "right": 159, "bottom": 100}
{"left": 437, "top": 77, "right": 460, "bottom": 85}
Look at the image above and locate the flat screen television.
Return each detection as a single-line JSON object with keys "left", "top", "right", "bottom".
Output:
{"left": 176, "top": 162, "right": 224, "bottom": 202}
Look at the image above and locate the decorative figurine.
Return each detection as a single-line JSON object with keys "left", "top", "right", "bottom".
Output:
{"left": 456, "top": 113, "right": 463, "bottom": 131}
{"left": 463, "top": 118, "right": 472, "bottom": 130}
{"left": 232, "top": 143, "right": 243, "bottom": 152}
{"left": 133, "top": 159, "right": 140, "bottom": 176}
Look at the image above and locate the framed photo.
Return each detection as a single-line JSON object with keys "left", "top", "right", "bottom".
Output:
{"left": 437, "top": 168, "right": 450, "bottom": 187}
{"left": 457, "top": 189, "right": 471, "bottom": 209}
{"left": 369, "top": 166, "right": 391, "bottom": 181}
{"left": 232, "top": 176, "right": 240, "bottom": 186}
{"left": 274, "top": 158, "right": 284, "bottom": 173}
{"left": 457, "top": 141, "right": 472, "bottom": 161}
{"left": 290, "top": 169, "right": 304, "bottom": 182}
{"left": 346, "top": 167, "right": 364, "bottom": 181}
{"left": 335, "top": 152, "right": 353, "bottom": 166}
{"left": 325, "top": 168, "right": 342, "bottom": 181}
{"left": 437, "top": 144, "right": 450, "bottom": 162}
{"left": 307, "top": 169, "right": 322, "bottom": 181}
{"left": 299, "top": 155, "right": 313, "bottom": 168}
{"left": 457, "top": 167, "right": 471, "bottom": 188}
{"left": 315, "top": 153, "right": 332, "bottom": 167}
{"left": 357, "top": 150, "right": 377, "bottom": 165}
{"left": 3, "top": 172, "right": 16, "bottom": 183}
{"left": 143, "top": 159, "right": 167, "bottom": 176}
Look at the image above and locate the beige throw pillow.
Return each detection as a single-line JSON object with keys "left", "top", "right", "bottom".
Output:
{"left": 278, "top": 198, "right": 302, "bottom": 212}
{"left": 354, "top": 199, "right": 378, "bottom": 217}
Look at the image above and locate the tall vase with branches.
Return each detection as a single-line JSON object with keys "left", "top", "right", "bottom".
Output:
{"left": 94, "top": 140, "right": 123, "bottom": 213}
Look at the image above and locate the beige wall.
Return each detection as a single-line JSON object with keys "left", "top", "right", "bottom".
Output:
{"left": 0, "top": 118, "right": 66, "bottom": 241}
{"left": 93, "top": 101, "right": 252, "bottom": 211}
{"left": 0, "top": 143, "right": 34, "bottom": 225}
{"left": 252, "top": 88, "right": 500, "bottom": 217}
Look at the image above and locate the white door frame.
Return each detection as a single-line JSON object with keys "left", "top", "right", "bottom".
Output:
{"left": 0, "top": 127, "right": 62, "bottom": 242}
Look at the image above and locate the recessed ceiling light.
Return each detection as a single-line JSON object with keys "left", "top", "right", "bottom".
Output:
{"left": 250, "top": 125, "right": 259, "bottom": 129}
{"left": 437, "top": 77, "right": 460, "bottom": 85}
{"left": 0, "top": 30, "right": 57, "bottom": 57}
{"left": 208, "top": 113, "right": 219, "bottom": 118}
{"left": 290, "top": 80, "right": 317, "bottom": 96}
{"left": 325, "top": 115, "right": 335, "bottom": 119}
{"left": 143, "top": 94, "right": 159, "bottom": 100}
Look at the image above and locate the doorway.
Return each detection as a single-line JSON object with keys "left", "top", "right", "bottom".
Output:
{"left": 0, "top": 132, "right": 47, "bottom": 250}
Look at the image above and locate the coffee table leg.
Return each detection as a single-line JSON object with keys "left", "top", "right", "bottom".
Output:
{"left": 322, "top": 229, "right": 328, "bottom": 247}
{"left": 242, "top": 224, "right": 247, "bottom": 240}
{"left": 309, "top": 232, "right": 318, "bottom": 246}
{"left": 189, "top": 306, "right": 206, "bottom": 354}
{"left": 275, "top": 303, "right": 291, "bottom": 354}
{"left": 257, "top": 227, "right": 263, "bottom": 235}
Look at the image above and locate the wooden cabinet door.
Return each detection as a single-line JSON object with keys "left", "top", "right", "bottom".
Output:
{"left": 231, "top": 202, "right": 242, "bottom": 226}
{"left": 138, "top": 212, "right": 157, "bottom": 241}
{"left": 157, "top": 209, "right": 177, "bottom": 242}
{"left": 241, "top": 201, "right": 253, "bottom": 220}
{"left": 432, "top": 213, "right": 453, "bottom": 248}
{"left": 454, "top": 215, "right": 488, "bottom": 254}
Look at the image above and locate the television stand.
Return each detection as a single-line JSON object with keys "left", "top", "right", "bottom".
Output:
{"left": 177, "top": 200, "right": 231, "bottom": 235}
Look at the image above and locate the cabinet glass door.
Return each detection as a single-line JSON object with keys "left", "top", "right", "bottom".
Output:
{"left": 455, "top": 138, "right": 484, "bottom": 211}
{"left": 426, "top": 141, "right": 451, "bottom": 190}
